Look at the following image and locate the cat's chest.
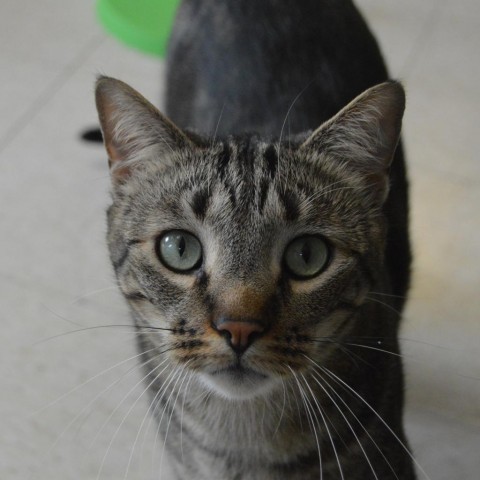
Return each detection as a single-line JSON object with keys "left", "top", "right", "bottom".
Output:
{"left": 182, "top": 394, "right": 304, "bottom": 455}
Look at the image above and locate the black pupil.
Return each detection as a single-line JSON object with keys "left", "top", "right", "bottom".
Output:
{"left": 300, "top": 241, "right": 311, "bottom": 264}
{"left": 178, "top": 236, "right": 186, "bottom": 257}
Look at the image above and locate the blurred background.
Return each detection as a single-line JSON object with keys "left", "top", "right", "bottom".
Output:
{"left": 1, "top": 0, "right": 479, "bottom": 478}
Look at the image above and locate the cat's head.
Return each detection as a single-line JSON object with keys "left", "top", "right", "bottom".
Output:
{"left": 95, "top": 77, "right": 404, "bottom": 401}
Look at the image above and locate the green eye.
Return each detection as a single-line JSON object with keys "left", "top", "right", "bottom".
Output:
{"left": 157, "top": 230, "right": 202, "bottom": 272}
{"left": 284, "top": 236, "right": 329, "bottom": 279}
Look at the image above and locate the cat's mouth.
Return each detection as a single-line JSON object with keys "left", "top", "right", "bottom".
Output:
{"left": 200, "top": 363, "right": 276, "bottom": 400}
{"left": 211, "top": 364, "right": 267, "bottom": 380}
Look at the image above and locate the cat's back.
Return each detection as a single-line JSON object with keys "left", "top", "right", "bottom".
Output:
{"left": 166, "top": 0, "right": 388, "bottom": 136}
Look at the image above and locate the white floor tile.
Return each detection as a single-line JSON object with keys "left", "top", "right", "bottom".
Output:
{"left": 405, "top": 408, "right": 480, "bottom": 480}
{"left": 0, "top": 0, "right": 99, "bottom": 67}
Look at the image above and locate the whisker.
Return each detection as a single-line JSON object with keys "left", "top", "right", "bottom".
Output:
{"left": 137, "top": 365, "right": 184, "bottom": 475}
{"left": 90, "top": 355, "right": 168, "bottom": 448}
{"left": 304, "top": 356, "right": 432, "bottom": 480}
{"left": 313, "top": 333, "right": 448, "bottom": 350}
{"left": 30, "top": 344, "right": 162, "bottom": 418}
{"left": 286, "top": 365, "right": 323, "bottom": 480}
{"left": 42, "top": 347, "right": 167, "bottom": 476}
{"left": 309, "top": 337, "right": 373, "bottom": 369}
{"left": 211, "top": 102, "right": 226, "bottom": 146}
{"left": 298, "top": 178, "right": 378, "bottom": 215}
{"left": 367, "top": 291, "right": 408, "bottom": 300}
{"left": 300, "top": 372, "right": 344, "bottom": 480}
{"left": 286, "top": 378, "right": 304, "bottom": 430}
{"left": 179, "top": 371, "right": 195, "bottom": 462}
{"left": 95, "top": 356, "right": 174, "bottom": 480}
{"left": 273, "top": 377, "right": 287, "bottom": 436}
{"left": 159, "top": 364, "right": 192, "bottom": 478}
{"left": 260, "top": 394, "right": 268, "bottom": 438}
{"left": 343, "top": 342, "right": 404, "bottom": 358}
{"left": 152, "top": 364, "right": 191, "bottom": 476}
{"left": 278, "top": 81, "right": 313, "bottom": 150}
{"left": 399, "top": 336, "right": 453, "bottom": 350}
{"left": 298, "top": 182, "right": 355, "bottom": 211}
{"left": 365, "top": 296, "right": 402, "bottom": 318}
{"left": 122, "top": 361, "right": 185, "bottom": 479}
{"left": 40, "top": 302, "right": 83, "bottom": 327}
{"left": 278, "top": 81, "right": 313, "bottom": 191}
{"left": 309, "top": 367, "right": 397, "bottom": 480}
{"left": 32, "top": 324, "right": 174, "bottom": 346}
{"left": 70, "top": 286, "right": 118, "bottom": 305}
{"left": 71, "top": 354, "right": 167, "bottom": 445}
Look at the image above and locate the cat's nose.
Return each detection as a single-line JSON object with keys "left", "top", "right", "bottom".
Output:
{"left": 214, "top": 318, "right": 265, "bottom": 354}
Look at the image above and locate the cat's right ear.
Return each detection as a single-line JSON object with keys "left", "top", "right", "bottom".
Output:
{"left": 299, "top": 81, "right": 405, "bottom": 204}
{"left": 95, "top": 76, "right": 194, "bottom": 183}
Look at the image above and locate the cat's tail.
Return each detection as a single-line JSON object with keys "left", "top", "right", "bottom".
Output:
{"left": 81, "top": 127, "right": 103, "bottom": 142}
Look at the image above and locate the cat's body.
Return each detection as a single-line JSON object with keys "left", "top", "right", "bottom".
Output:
{"left": 166, "top": 0, "right": 410, "bottom": 307}
{"left": 95, "top": 1, "right": 415, "bottom": 479}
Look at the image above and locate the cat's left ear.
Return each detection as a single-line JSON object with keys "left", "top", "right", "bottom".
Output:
{"left": 95, "top": 76, "right": 194, "bottom": 183}
{"left": 299, "top": 81, "right": 405, "bottom": 203}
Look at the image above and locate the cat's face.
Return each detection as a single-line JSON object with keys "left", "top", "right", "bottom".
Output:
{"left": 96, "top": 77, "right": 404, "bottom": 401}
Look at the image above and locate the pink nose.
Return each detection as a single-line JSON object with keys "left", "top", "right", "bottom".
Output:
{"left": 215, "top": 319, "right": 265, "bottom": 353}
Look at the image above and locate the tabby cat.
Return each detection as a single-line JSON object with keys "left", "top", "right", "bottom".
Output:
{"left": 94, "top": 1, "right": 415, "bottom": 478}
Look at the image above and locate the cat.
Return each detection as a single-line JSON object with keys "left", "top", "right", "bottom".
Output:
{"left": 94, "top": 0, "right": 415, "bottom": 478}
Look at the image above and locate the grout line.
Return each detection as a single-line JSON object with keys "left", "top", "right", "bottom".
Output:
{"left": 399, "top": 0, "right": 448, "bottom": 78}
{"left": 0, "top": 32, "right": 106, "bottom": 156}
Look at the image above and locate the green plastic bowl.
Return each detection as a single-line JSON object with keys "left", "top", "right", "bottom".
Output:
{"left": 97, "top": 0, "right": 181, "bottom": 57}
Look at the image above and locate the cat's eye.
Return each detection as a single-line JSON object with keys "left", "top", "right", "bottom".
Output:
{"left": 157, "top": 230, "right": 202, "bottom": 272}
{"left": 284, "top": 236, "right": 329, "bottom": 279}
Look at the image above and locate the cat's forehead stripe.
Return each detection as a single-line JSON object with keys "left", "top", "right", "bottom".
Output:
{"left": 263, "top": 144, "right": 278, "bottom": 179}
{"left": 278, "top": 189, "right": 300, "bottom": 221}
{"left": 257, "top": 177, "right": 270, "bottom": 213}
{"left": 184, "top": 139, "right": 304, "bottom": 223}
{"left": 216, "top": 142, "right": 232, "bottom": 179}
{"left": 190, "top": 188, "right": 211, "bottom": 220}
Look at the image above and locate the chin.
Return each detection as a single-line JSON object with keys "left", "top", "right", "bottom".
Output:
{"left": 199, "top": 365, "right": 278, "bottom": 401}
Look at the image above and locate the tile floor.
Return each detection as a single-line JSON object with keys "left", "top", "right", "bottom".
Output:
{"left": 1, "top": 0, "right": 479, "bottom": 479}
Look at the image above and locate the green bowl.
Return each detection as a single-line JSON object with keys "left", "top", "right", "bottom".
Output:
{"left": 97, "top": 0, "right": 181, "bottom": 57}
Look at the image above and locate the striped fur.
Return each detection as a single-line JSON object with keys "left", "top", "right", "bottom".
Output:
{"left": 95, "top": 75, "right": 415, "bottom": 478}
{"left": 94, "top": 1, "right": 416, "bottom": 477}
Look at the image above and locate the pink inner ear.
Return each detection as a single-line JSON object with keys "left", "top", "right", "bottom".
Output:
{"left": 98, "top": 97, "right": 124, "bottom": 164}
{"left": 96, "top": 77, "right": 199, "bottom": 185}
{"left": 107, "top": 154, "right": 131, "bottom": 182}
{"left": 97, "top": 90, "right": 134, "bottom": 181}
{"left": 106, "top": 142, "right": 122, "bottom": 165}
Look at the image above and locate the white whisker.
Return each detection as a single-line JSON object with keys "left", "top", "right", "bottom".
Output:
{"left": 123, "top": 360, "right": 188, "bottom": 479}
{"left": 287, "top": 365, "right": 323, "bottom": 480}
{"left": 344, "top": 342, "right": 404, "bottom": 358}
{"left": 30, "top": 344, "right": 161, "bottom": 418}
{"left": 211, "top": 103, "right": 226, "bottom": 146}
{"left": 39, "top": 346, "right": 168, "bottom": 475}
{"left": 151, "top": 364, "right": 189, "bottom": 475}
{"left": 70, "top": 286, "right": 118, "bottom": 305}
{"left": 365, "top": 296, "right": 402, "bottom": 317}
{"left": 309, "top": 367, "right": 396, "bottom": 480}
{"left": 94, "top": 357, "right": 172, "bottom": 480}
{"left": 300, "top": 372, "right": 344, "bottom": 480}
{"left": 159, "top": 363, "right": 192, "bottom": 479}
{"left": 179, "top": 371, "right": 194, "bottom": 462}
{"left": 305, "top": 356, "right": 431, "bottom": 480}
{"left": 273, "top": 377, "right": 287, "bottom": 436}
